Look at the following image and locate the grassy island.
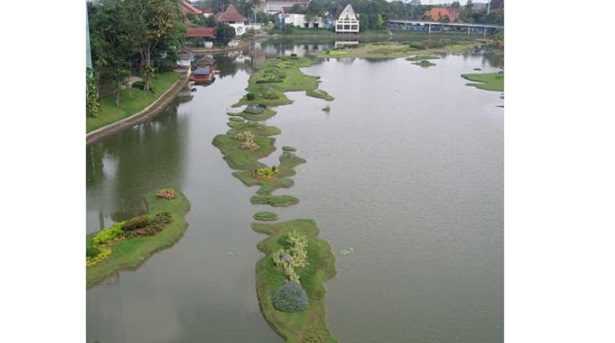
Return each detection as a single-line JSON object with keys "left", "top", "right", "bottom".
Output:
{"left": 233, "top": 55, "right": 334, "bottom": 108}
{"left": 251, "top": 195, "right": 300, "bottom": 207}
{"left": 253, "top": 211, "right": 279, "bottom": 221}
{"left": 252, "top": 219, "right": 337, "bottom": 343}
{"left": 413, "top": 60, "right": 437, "bottom": 67}
{"left": 86, "top": 188, "right": 190, "bottom": 289}
{"left": 312, "top": 40, "right": 480, "bottom": 60}
{"left": 234, "top": 151, "right": 306, "bottom": 195}
{"left": 461, "top": 72, "right": 504, "bottom": 92}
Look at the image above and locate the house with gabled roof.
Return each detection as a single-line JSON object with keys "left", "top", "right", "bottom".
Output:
{"left": 215, "top": 4, "right": 250, "bottom": 36}
{"left": 335, "top": 5, "right": 359, "bottom": 33}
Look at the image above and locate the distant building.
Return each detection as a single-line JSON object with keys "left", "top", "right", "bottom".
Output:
{"left": 264, "top": 0, "right": 312, "bottom": 15}
{"left": 422, "top": 7, "right": 460, "bottom": 22}
{"left": 215, "top": 4, "right": 249, "bottom": 36}
{"left": 280, "top": 6, "right": 327, "bottom": 28}
{"left": 179, "top": 0, "right": 203, "bottom": 16}
{"left": 335, "top": 5, "right": 359, "bottom": 33}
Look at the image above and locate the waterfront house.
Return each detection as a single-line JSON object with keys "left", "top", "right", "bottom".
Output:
{"left": 264, "top": 0, "right": 312, "bottom": 15}
{"left": 335, "top": 5, "right": 359, "bottom": 33}
{"left": 215, "top": 4, "right": 249, "bottom": 36}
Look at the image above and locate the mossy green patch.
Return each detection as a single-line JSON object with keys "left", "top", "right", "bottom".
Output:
{"left": 253, "top": 211, "right": 279, "bottom": 221}
{"left": 233, "top": 56, "right": 331, "bottom": 108}
{"left": 405, "top": 54, "right": 441, "bottom": 61}
{"left": 461, "top": 72, "right": 504, "bottom": 92}
{"left": 306, "top": 89, "right": 334, "bottom": 101}
{"left": 251, "top": 195, "right": 299, "bottom": 207}
{"left": 234, "top": 151, "right": 306, "bottom": 195}
{"left": 228, "top": 107, "right": 278, "bottom": 121}
{"left": 252, "top": 219, "right": 337, "bottom": 343}
{"left": 282, "top": 146, "right": 297, "bottom": 152}
{"left": 227, "top": 121, "right": 282, "bottom": 137}
{"left": 413, "top": 60, "right": 437, "bottom": 67}
{"left": 86, "top": 188, "right": 190, "bottom": 289}
{"left": 212, "top": 134, "right": 276, "bottom": 170}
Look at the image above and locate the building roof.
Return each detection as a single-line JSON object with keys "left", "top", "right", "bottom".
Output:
{"left": 215, "top": 4, "right": 248, "bottom": 23}
{"left": 180, "top": 0, "right": 203, "bottom": 15}
{"left": 422, "top": 8, "right": 460, "bottom": 22}
{"left": 194, "top": 67, "right": 212, "bottom": 75}
{"left": 337, "top": 5, "right": 357, "bottom": 20}
{"left": 186, "top": 27, "right": 215, "bottom": 38}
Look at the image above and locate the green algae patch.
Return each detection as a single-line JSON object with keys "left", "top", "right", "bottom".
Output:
{"left": 253, "top": 211, "right": 279, "bottom": 221}
{"left": 306, "top": 89, "right": 334, "bottom": 101}
{"left": 234, "top": 151, "right": 306, "bottom": 195}
{"left": 252, "top": 219, "right": 337, "bottom": 343}
{"left": 461, "top": 72, "right": 504, "bottom": 92}
{"left": 212, "top": 134, "right": 276, "bottom": 170}
{"left": 282, "top": 146, "right": 297, "bottom": 152}
{"left": 228, "top": 107, "right": 278, "bottom": 121}
{"left": 406, "top": 54, "right": 441, "bottom": 61}
{"left": 233, "top": 56, "right": 331, "bottom": 108}
{"left": 413, "top": 60, "right": 437, "bottom": 67}
{"left": 86, "top": 188, "right": 190, "bottom": 289}
{"left": 227, "top": 120, "right": 281, "bottom": 137}
{"left": 313, "top": 40, "right": 479, "bottom": 60}
{"left": 251, "top": 195, "right": 299, "bottom": 207}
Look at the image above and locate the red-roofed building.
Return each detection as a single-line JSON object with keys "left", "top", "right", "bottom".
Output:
{"left": 215, "top": 5, "right": 249, "bottom": 36}
{"left": 422, "top": 8, "right": 460, "bottom": 22}
{"left": 180, "top": 0, "right": 203, "bottom": 16}
{"left": 187, "top": 27, "right": 215, "bottom": 39}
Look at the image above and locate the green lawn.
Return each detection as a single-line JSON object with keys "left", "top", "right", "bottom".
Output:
{"left": 252, "top": 220, "right": 337, "bottom": 343}
{"left": 86, "top": 188, "right": 190, "bottom": 289}
{"left": 461, "top": 72, "right": 504, "bottom": 92}
{"left": 86, "top": 72, "right": 180, "bottom": 133}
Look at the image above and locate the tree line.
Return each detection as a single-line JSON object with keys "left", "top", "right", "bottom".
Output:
{"left": 87, "top": 0, "right": 185, "bottom": 109}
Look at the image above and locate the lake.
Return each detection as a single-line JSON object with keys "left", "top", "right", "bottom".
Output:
{"left": 87, "top": 42, "right": 503, "bottom": 343}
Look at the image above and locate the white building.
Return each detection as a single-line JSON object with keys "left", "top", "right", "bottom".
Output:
{"left": 335, "top": 5, "right": 359, "bottom": 33}
{"left": 283, "top": 13, "right": 326, "bottom": 28}
{"left": 215, "top": 4, "right": 249, "bottom": 36}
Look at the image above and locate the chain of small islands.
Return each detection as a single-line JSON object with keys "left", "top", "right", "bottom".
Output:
{"left": 214, "top": 54, "right": 338, "bottom": 343}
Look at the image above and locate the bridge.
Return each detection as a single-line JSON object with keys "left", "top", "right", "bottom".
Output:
{"left": 387, "top": 19, "right": 503, "bottom": 36}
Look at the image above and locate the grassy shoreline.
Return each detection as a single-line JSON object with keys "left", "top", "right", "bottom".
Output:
{"left": 253, "top": 220, "right": 337, "bottom": 343}
{"left": 87, "top": 72, "right": 181, "bottom": 133}
{"left": 86, "top": 188, "right": 190, "bottom": 289}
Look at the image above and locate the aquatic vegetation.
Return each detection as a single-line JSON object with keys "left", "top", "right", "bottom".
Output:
{"left": 86, "top": 188, "right": 190, "bottom": 288}
{"left": 254, "top": 211, "right": 279, "bottom": 221}
{"left": 253, "top": 219, "right": 337, "bottom": 342}
{"left": 251, "top": 195, "right": 299, "bottom": 207}
{"left": 413, "top": 60, "right": 437, "bottom": 67}
{"left": 461, "top": 72, "right": 504, "bottom": 92}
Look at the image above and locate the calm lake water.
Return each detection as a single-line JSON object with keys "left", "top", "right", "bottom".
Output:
{"left": 86, "top": 42, "right": 503, "bottom": 343}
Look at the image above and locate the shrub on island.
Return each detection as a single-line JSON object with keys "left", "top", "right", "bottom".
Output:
{"left": 272, "top": 282, "right": 309, "bottom": 313}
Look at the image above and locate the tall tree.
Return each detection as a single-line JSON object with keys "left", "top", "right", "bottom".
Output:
{"left": 88, "top": 0, "right": 135, "bottom": 107}
{"left": 125, "top": 0, "right": 184, "bottom": 92}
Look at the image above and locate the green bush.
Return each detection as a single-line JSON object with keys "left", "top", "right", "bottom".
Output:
{"left": 92, "top": 223, "right": 124, "bottom": 246}
{"left": 122, "top": 215, "right": 149, "bottom": 231}
{"left": 246, "top": 92, "right": 256, "bottom": 101}
{"left": 86, "top": 246, "right": 101, "bottom": 258}
{"left": 271, "top": 282, "right": 309, "bottom": 313}
{"left": 272, "top": 282, "right": 309, "bottom": 313}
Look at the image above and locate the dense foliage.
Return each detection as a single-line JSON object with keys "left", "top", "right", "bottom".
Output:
{"left": 86, "top": 68, "right": 100, "bottom": 118}
{"left": 272, "top": 281, "right": 309, "bottom": 313}
{"left": 87, "top": 0, "right": 185, "bottom": 106}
